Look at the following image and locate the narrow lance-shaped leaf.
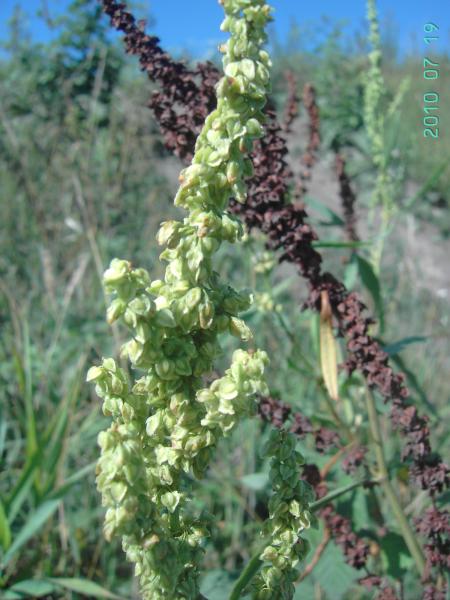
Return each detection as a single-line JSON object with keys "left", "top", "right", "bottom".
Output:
{"left": 356, "top": 254, "right": 384, "bottom": 332}
{"left": 0, "top": 498, "right": 11, "bottom": 551}
{"left": 4, "top": 447, "right": 44, "bottom": 524}
{"left": 1, "top": 499, "right": 60, "bottom": 568}
{"left": 48, "top": 577, "right": 124, "bottom": 600}
{"left": 319, "top": 290, "right": 339, "bottom": 401}
{"left": 1, "top": 580, "right": 57, "bottom": 599}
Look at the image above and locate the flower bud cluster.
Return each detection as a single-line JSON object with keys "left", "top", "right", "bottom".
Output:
{"left": 252, "top": 250, "right": 276, "bottom": 274}
{"left": 364, "top": 0, "right": 385, "bottom": 176}
{"left": 253, "top": 430, "right": 314, "bottom": 599}
{"left": 88, "top": 2, "right": 273, "bottom": 597}
{"left": 296, "top": 83, "right": 320, "bottom": 199}
{"left": 100, "top": 0, "right": 219, "bottom": 162}
{"left": 335, "top": 153, "right": 359, "bottom": 243}
{"left": 364, "top": 0, "right": 394, "bottom": 228}
{"left": 253, "top": 292, "right": 281, "bottom": 314}
{"left": 282, "top": 71, "right": 299, "bottom": 134}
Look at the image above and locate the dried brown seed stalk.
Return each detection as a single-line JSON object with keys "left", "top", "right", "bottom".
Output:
{"left": 335, "top": 152, "right": 359, "bottom": 242}
{"left": 296, "top": 82, "right": 321, "bottom": 198}
{"left": 283, "top": 70, "right": 300, "bottom": 133}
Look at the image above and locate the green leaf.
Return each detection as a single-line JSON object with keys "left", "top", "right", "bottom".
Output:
{"left": 2, "top": 579, "right": 56, "bottom": 599}
{"left": 310, "top": 480, "right": 370, "bottom": 513}
{"left": 348, "top": 488, "right": 371, "bottom": 532}
{"left": 312, "top": 240, "right": 369, "bottom": 249}
{"left": 388, "top": 352, "right": 437, "bottom": 418}
{"left": 286, "top": 358, "right": 314, "bottom": 378}
{"left": 355, "top": 255, "right": 384, "bottom": 332}
{"left": 0, "top": 498, "right": 11, "bottom": 551}
{"left": 239, "top": 472, "right": 269, "bottom": 491}
{"left": 380, "top": 532, "right": 414, "bottom": 578}
{"left": 13, "top": 322, "right": 38, "bottom": 462}
{"left": 48, "top": 462, "right": 96, "bottom": 501}
{"left": 344, "top": 260, "right": 358, "bottom": 290}
{"left": 304, "top": 196, "right": 345, "bottom": 226}
{"left": 48, "top": 577, "right": 124, "bottom": 599}
{"left": 41, "top": 367, "right": 85, "bottom": 497}
{"left": 309, "top": 311, "right": 320, "bottom": 361}
{"left": 42, "top": 399, "right": 69, "bottom": 471}
{"left": 5, "top": 447, "right": 44, "bottom": 524}
{"left": 271, "top": 276, "right": 295, "bottom": 297}
{"left": 382, "top": 336, "right": 427, "bottom": 356}
{"left": 1, "top": 499, "right": 60, "bottom": 567}
{"left": 309, "top": 541, "right": 360, "bottom": 599}
{"left": 200, "top": 569, "right": 237, "bottom": 600}
{"left": 405, "top": 158, "right": 450, "bottom": 209}
{"left": 403, "top": 568, "right": 424, "bottom": 599}
{"left": 293, "top": 578, "right": 315, "bottom": 598}
{"left": 0, "top": 410, "right": 7, "bottom": 462}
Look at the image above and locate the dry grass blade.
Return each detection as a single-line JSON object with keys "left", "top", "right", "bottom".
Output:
{"left": 319, "top": 290, "right": 339, "bottom": 402}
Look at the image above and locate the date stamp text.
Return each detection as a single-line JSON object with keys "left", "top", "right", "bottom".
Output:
{"left": 423, "top": 23, "right": 440, "bottom": 139}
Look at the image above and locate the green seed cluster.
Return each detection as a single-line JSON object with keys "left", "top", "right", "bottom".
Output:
{"left": 364, "top": 0, "right": 385, "bottom": 183}
{"left": 364, "top": 0, "right": 395, "bottom": 271}
{"left": 87, "top": 1, "right": 273, "bottom": 598}
{"left": 253, "top": 430, "right": 314, "bottom": 599}
{"left": 364, "top": 0, "right": 394, "bottom": 207}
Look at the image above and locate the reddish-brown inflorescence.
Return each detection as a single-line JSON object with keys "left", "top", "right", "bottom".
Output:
{"left": 415, "top": 507, "right": 450, "bottom": 575}
{"left": 422, "top": 585, "right": 447, "bottom": 600}
{"left": 296, "top": 83, "right": 321, "bottom": 198}
{"left": 282, "top": 70, "right": 300, "bottom": 134}
{"left": 100, "top": 1, "right": 449, "bottom": 589}
{"left": 341, "top": 445, "right": 367, "bottom": 475}
{"left": 321, "top": 505, "right": 371, "bottom": 569}
{"left": 335, "top": 153, "right": 360, "bottom": 242}
{"left": 259, "top": 395, "right": 340, "bottom": 454}
{"left": 301, "top": 464, "right": 371, "bottom": 571}
{"left": 100, "top": 0, "right": 219, "bottom": 162}
{"left": 374, "top": 586, "right": 400, "bottom": 600}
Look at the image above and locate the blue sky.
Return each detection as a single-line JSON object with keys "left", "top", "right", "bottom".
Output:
{"left": 1, "top": 0, "right": 449, "bottom": 58}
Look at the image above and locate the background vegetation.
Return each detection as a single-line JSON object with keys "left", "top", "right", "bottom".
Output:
{"left": 0, "top": 1, "right": 448, "bottom": 598}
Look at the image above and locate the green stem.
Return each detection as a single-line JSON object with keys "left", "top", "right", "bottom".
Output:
{"left": 275, "top": 312, "right": 315, "bottom": 371}
{"left": 322, "top": 393, "right": 356, "bottom": 443}
{"left": 228, "top": 477, "right": 375, "bottom": 599}
{"left": 365, "top": 387, "right": 426, "bottom": 576}
{"left": 310, "top": 478, "right": 375, "bottom": 512}
{"left": 228, "top": 544, "right": 266, "bottom": 600}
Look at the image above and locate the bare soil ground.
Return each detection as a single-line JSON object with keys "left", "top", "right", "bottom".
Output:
{"left": 287, "top": 116, "right": 450, "bottom": 299}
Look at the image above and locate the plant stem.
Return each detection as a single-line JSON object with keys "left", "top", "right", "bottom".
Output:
{"left": 310, "top": 478, "right": 375, "bottom": 513}
{"left": 322, "top": 393, "right": 356, "bottom": 442}
{"left": 275, "top": 311, "right": 355, "bottom": 442}
{"left": 228, "top": 476, "right": 375, "bottom": 599}
{"left": 228, "top": 545, "right": 266, "bottom": 600}
{"left": 365, "top": 387, "right": 426, "bottom": 575}
{"left": 320, "top": 443, "right": 350, "bottom": 479}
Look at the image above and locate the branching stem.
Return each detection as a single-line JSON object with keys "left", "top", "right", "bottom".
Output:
{"left": 228, "top": 476, "right": 377, "bottom": 598}
{"left": 365, "top": 387, "right": 425, "bottom": 575}
{"left": 228, "top": 545, "right": 265, "bottom": 600}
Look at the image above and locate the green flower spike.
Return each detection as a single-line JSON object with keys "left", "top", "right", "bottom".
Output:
{"left": 253, "top": 430, "right": 314, "bottom": 600}
{"left": 87, "top": 1, "right": 274, "bottom": 598}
